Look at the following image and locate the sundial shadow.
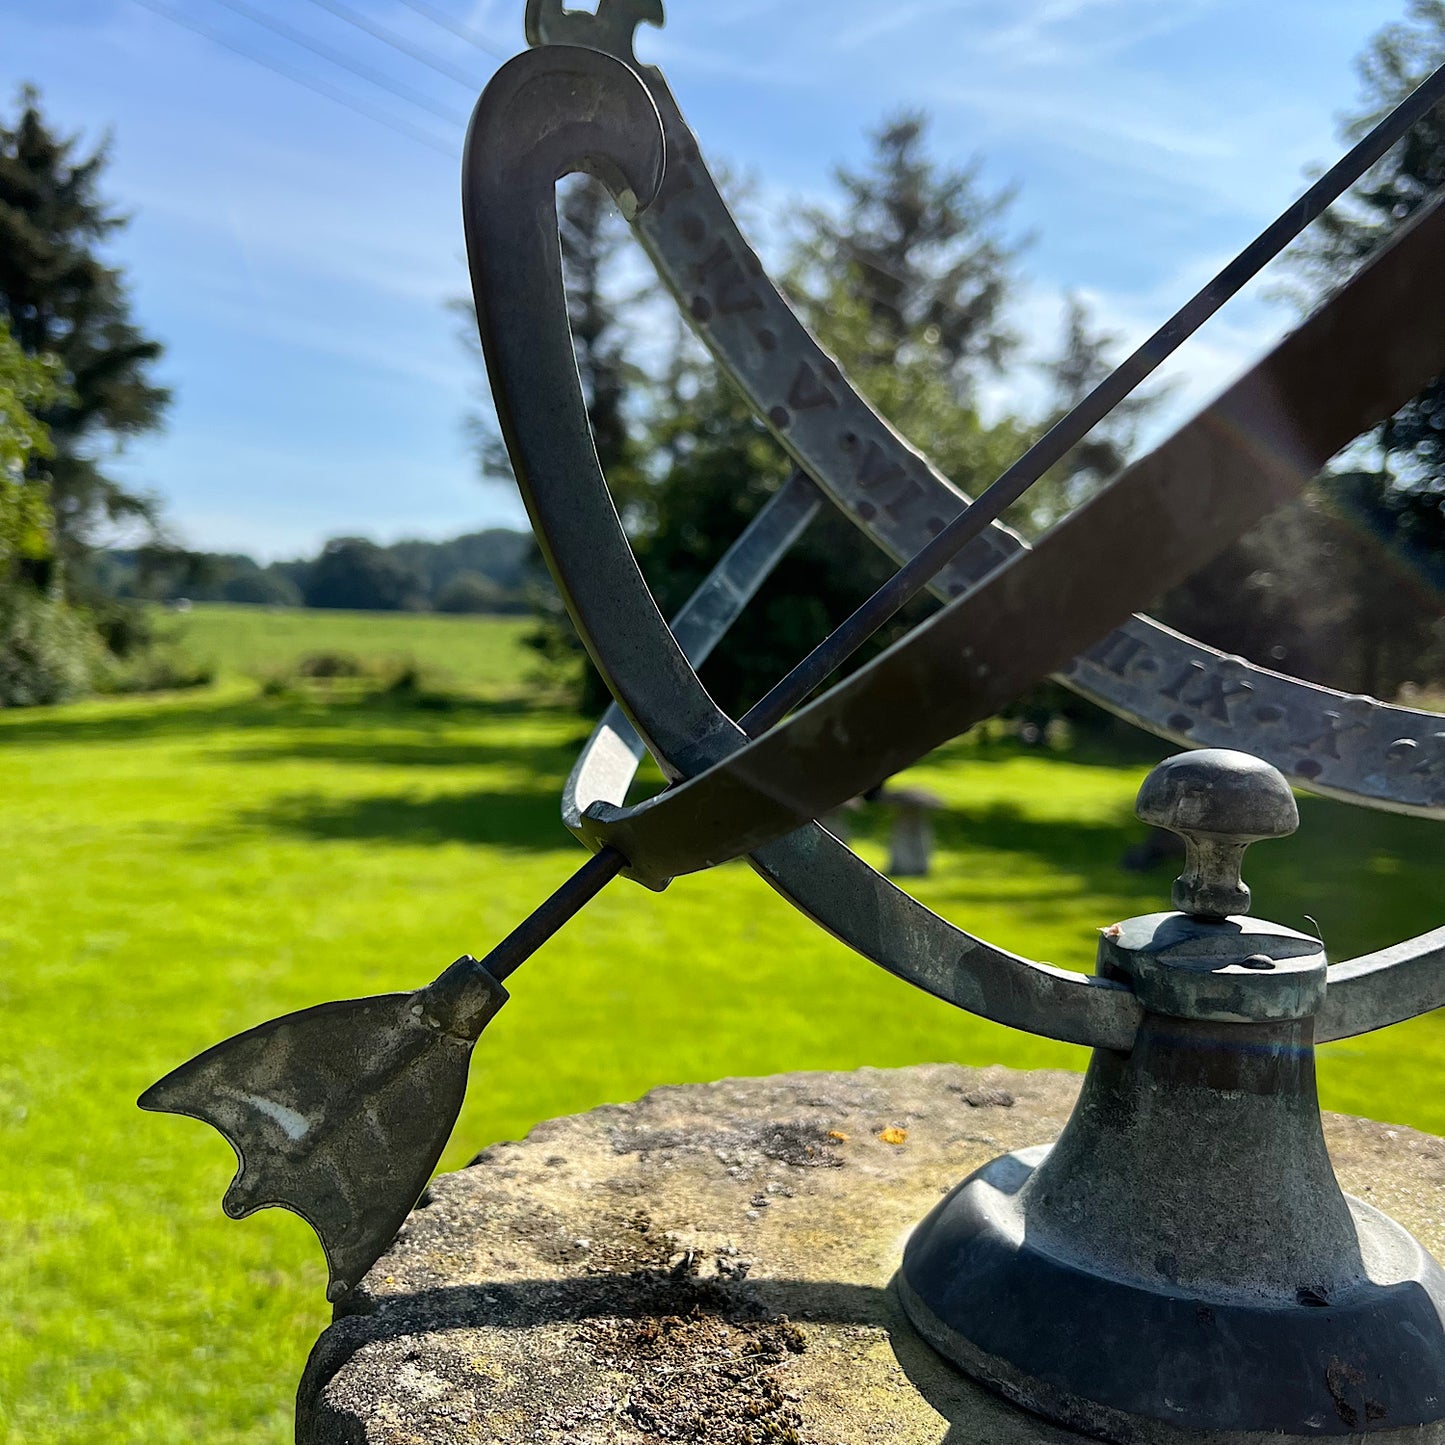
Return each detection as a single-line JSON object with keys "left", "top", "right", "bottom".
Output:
{"left": 310, "top": 1266, "right": 1075, "bottom": 1443}
{"left": 886, "top": 1285, "right": 1086, "bottom": 1444}
{"left": 928, "top": 801, "right": 1139, "bottom": 856}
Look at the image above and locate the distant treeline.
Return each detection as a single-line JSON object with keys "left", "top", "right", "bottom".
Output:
{"left": 89, "top": 530, "right": 537, "bottom": 615}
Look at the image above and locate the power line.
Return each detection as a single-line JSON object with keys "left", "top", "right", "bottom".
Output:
{"left": 129, "top": 0, "right": 457, "bottom": 157}
{"left": 391, "top": 0, "right": 508, "bottom": 61}
{"left": 302, "top": 0, "right": 490, "bottom": 88}
{"left": 207, "top": 0, "right": 468, "bottom": 126}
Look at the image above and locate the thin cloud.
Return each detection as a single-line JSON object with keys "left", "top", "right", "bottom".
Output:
{"left": 828, "top": 0, "right": 966, "bottom": 54}
{"left": 1, "top": 0, "right": 1404, "bottom": 556}
{"left": 971, "top": 0, "right": 1220, "bottom": 68}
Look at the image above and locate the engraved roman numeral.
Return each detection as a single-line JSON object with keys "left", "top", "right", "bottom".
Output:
{"left": 1407, "top": 732, "right": 1445, "bottom": 775}
{"left": 1159, "top": 660, "right": 1254, "bottom": 722}
{"left": 854, "top": 439, "right": 908, "bottom": 494}
{"left": 695, "top": 241, "right": 763, "bottom": 315}
{"left": 1084, "top": 633, "right": 1149, "bottom": 679}
{"left": 787, "top": 361, "right": 838, "bottom": 412}
{"left": 883, "top": 478, "right": 924, "bottom": 522}
{"left": 1292, "top": 710, "right": 1366, "bottom": 759}
{"left": 654, "top": 161, "right": 698, "bottom": 211}
{"left": 850, "top": 440, "right": 924, "bottom": 523}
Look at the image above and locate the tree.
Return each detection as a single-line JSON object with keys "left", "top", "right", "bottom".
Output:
{"left": 0, "top": 88, "right": 169, "bottom": 572}
{"left": 1293, "top": 3, "right": 1445, "bottom": 294}
{"left": 1023, "top": 294, "right": 1162, "bottom": 535}
{"left": 483, "top": 113, "right": 1034, "bottom": 716}
{"left": 621, "top": 114, "right": 1029, "bottom": 716}
{"left": 218, "top": 567, "right": 302, "bottom": 607}
{"left": 0, "top": 317, "right": 59, "bottom": 571}
{"left": 303, "top": 538, "right": 423, "bottom": 612}
{"left": 799, "top": 112, "right": 1021, "bottom": 394}
{"left": 0, "top": 316, "right": 96, "bottom": 705}
{"left": 1157, "top": 485, "right": 1444, "bottom": 698}
{"left": 1287, "top": 3, "right": 1445, "bottom": 574}
{"left": 631, "top": 357, "right": 837, "bottom": 714}
{"left": 435, "top": 571, "right": 506, "bottom": 614}
{"left": 384, "top": 529, "right": 532, "bottom": 604}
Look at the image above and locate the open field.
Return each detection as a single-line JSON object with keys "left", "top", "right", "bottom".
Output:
{"left": 4, "top": 603, "right": 1445, "bottom": 1442}
{"left": 151, "top": 601, "right": 534, "bottom": 685}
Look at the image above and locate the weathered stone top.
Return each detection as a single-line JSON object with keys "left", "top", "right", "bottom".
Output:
{"left": 297, "top": 1064, "right": 1445, "bottom": 1444}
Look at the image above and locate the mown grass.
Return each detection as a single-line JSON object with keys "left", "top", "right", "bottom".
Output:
{"left": 152, "top": 601, "right": 534, "bottom": 685}
{"left": 3, "top": 603, "right": 1444, "bottom": 1442}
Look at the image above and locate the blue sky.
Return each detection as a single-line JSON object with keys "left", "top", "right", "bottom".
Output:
{"left": 0, "top": 0, "right": 1407, "bottom": 559}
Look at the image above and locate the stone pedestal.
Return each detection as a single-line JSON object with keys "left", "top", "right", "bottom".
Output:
{"left": 297, "top": 1065, "right": 1445, "bottom": 1444}
{"left": 879, "top": 788, "right": 941, "bottom": 878}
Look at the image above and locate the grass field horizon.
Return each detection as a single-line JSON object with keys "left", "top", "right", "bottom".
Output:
{"left": 6, "top": 602, "right": 1445, "bottom": 1442}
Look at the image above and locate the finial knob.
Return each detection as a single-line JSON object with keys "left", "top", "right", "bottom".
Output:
{"left": 1135, "top": 749, "right": 1298, "bottom": 921}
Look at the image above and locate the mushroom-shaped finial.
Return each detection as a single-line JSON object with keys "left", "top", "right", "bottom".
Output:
{"left": 1135, "top": 749, "right": 1298, "bottom": 920}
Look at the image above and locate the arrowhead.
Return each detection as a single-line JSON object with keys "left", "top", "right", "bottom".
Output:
{"left": 140, "top": 956, "right": 508, "bottom": 1302}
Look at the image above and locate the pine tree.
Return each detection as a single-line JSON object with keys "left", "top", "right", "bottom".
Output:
{"left": 1177, "top": 0, "right": 1445, "bottom": 698}
{"left": 801, "top": 112, "right": 1020, "bottom": 394}
{"left": 622, "top": 115, "right": 1029, "bottom": 715}
{"left": 0, "top": 315, "right": 95, "bottom": 705}
{"left": 0, "top": 88, "right": 169, "bottom": 572}
{"left": 0, "top": 316, "right": 60, "bottom": 573}
{"left": 1024, "top": 294, "right": 1161, "bottom": 534}
{"left": 484, "top": 113, "right": 1032, "bottom": 715}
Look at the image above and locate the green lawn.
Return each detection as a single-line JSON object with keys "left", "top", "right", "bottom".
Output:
{"left": 4, "top": 603, "right": 1445, "bottom": 1442}
{"left": 151, "top": 601, "right": 534, "bottom": 684}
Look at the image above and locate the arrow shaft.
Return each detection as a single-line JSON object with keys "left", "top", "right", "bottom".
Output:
{"left": 481, "top": 845, "right": 625, "bottom": 981}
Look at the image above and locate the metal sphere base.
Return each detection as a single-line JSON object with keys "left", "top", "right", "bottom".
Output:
{"left": 901, "top": 1155, "right": 1445, "bottom": 1442}
{"left": 900, "top": 1014, "right": 1445, "bottom": 1441}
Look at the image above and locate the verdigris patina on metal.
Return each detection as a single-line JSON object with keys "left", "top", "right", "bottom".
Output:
{"left": 901, "top": 750, "right": 1445, "bottom": 1440}
{"left": 142, "top": 11, "right": 1445, "bottom": 1440}
{"left": 140, "top": 956, "right": 507, "bottom": 1300}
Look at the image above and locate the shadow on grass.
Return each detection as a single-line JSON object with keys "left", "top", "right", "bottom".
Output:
{"left": 843, "top": 790, "right": 1445, "bottom": 962}
{"left": 0, "top": 693, "right": 277, "bottom": 746}
{"left": 226, "top": 732, "right": 589, "bottom": 777}
{"left": 851, "top": 798, "right": 1146, "bottom": 882}
{"left": 247, "top": 787, "right": 569, "bottom": 850}
{"left": 0, "top": 690, "right": 556, "bottom": 749}
{"left": 925, "top": 726, "right": 1172, "bottom": 775}
{"left": 1247, "top": 794, "right": 1445, "bottom": 957}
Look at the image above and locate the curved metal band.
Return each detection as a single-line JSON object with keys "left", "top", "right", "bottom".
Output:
{"left": 526, "top": 1, "right": 1445, "bottom": 821}
{"left": 578, "top": 196, "right": 1445, "bottom": 884}
{"left": 562, "top": 469, "right": 818, "bottom": 824}
{"left": 468, "top": 45, "right": 1140, "bottom": 1048}
{"left": 564, "top": 475, "right": 1142, "bottom": 1049}
{"left": 464, "top": 47, "right": 735, "bottom": 784}
{"left": 580, "top": 17, "right": 1445, "bottom": 1032}
{"left": 1320, "top": 929, "right": 1445, "bottom": 1043}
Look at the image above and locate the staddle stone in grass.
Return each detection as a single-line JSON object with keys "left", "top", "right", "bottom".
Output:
{"left": 296, "top": 1064, "right": 1445, "bottom": 1444}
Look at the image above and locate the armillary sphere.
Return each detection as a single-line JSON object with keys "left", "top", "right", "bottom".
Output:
{"left": 142, "top": 5, "right": 1445, "bottom": 1439}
